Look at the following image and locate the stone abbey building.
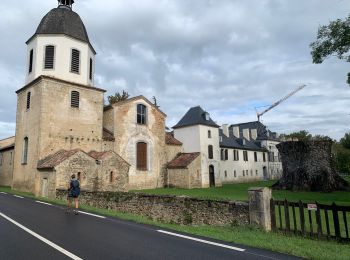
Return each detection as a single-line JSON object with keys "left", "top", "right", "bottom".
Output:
{"left": 0, "top": 1, "right": 282, "bottom": 198}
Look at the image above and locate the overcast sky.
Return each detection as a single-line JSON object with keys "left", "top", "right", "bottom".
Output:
{"left": 0, "top": 0, "right": 349, "bottom": 140}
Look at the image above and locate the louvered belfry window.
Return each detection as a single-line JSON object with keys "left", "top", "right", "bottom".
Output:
{"left": 137, "top": 142, "right": 147, "bottom": 171}
{"left": 71, "top": 91, "right": 80, "bottom": 108}
{"left": 26, "top": 92, "right": 31, "bottom": 110}
{"left": 71, "top": 49, "right": 80, "bottom": 73}
{"left": 44, "top": 45, "right": 55, "bottom": 69}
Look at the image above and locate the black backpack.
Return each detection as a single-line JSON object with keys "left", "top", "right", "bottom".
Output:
{"left": 70, "top": 180, "right": 80, "bottom": 196}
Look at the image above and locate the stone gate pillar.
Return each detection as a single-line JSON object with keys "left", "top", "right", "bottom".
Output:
{"left": 248, "top": 187, "right": 271, "bottom": 231}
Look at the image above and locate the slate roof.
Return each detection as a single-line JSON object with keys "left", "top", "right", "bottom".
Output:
{"left": 219, "top": 129, "right": 266, "bottom": 152}
{"left": 229, "top": 121, "right": 280, "bottom": 141}
{"left": 37, "top": 149, "right": 82, "bottom": 169}
{"left": 173, "top": 106, "right": 219, "bottom": 129}
{"left": 27, "top": 7, "right": 95, "bottom": 54}
{"left": 165, "top": 133, "right": 182, "bottom": 146}
{"left": 167, "top": 153, "right": 200, "bottom": 169}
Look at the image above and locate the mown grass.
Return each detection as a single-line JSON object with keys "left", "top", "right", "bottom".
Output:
{"left": 135, "top": 177, "right": 350, "bottom": 205}
{"left": 1, "top": 186, "right": 350, "bottom": 260}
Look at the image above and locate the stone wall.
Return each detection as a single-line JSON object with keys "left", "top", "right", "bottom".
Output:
{"left": 56, "top": 190, "right": 249, "bottom": 225}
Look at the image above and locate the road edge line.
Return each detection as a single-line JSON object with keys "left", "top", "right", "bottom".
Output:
{"left": 77, "top": 211, "right": 106, "bottom": 219}
{"left": 157, "top": 230, "right": 246, "bottom": 252}
{"left": 36, "top": 201, "right": 52, "bottom": 206}
{"left": 0, "top": 212, "right": 82, "bottom": 260}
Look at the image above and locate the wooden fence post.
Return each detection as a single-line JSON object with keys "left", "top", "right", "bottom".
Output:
{"left": 332, "top": 202, "right": 341, "bottom": 241}
{"left": 270, "top": 199, "right": 276, "bottom": 231}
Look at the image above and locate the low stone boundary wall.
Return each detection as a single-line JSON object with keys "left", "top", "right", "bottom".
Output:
{"left": 56, "top": 189, "right": 249, "bottom": 225}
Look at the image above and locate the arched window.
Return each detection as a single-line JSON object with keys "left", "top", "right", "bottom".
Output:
{"left": 208, "top": 130, "right": 211, "bottom": 138}
{"left": 71, "top": 49, "right": 80, "bottom": 73}
{"left": 109, "top": 171, "right": 113, "bottom": 183}
{"left": 136, "top": 142, "right": 147, "bottom": 171}
{"left": 44, "top": 45, "right": 55, "bottom": 69}
{"left": 26, "top": 92, "right": 31, "bottom": 110}
{"left": 208, "top": 145, "right": 213, "bottom": 159}
{"left": 89, "top": 58, "right": 93, "bottom": 80}
{"left": 22, "top": 137, "right": 29, "bottom": 164}
{"left": 137, "top": 104, "right": 147, "bottom": 124}
{"left": 71, "top": 91, "right": 80, "bottom": 108}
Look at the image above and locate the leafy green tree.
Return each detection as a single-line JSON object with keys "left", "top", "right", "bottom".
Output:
{"left": 310, "top": 15, "right": 350, "bottom": 85}
{"left": 108, "top": 90, "right": 130, "bottom": 105}
{"left": 340, "top": 132, "right": 350, "bottom": 149}
{"left": 282, "top": 130, "right": 312, "bottom": 141}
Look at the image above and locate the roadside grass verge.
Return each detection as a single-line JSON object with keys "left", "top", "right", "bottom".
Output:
{"left": 134, "top": 178, "right": 350, "bottom": 205}
{"left": 1, "top": 186, "right": 350, "bottom": 260}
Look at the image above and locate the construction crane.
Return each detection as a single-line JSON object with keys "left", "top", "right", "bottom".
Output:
{"left": 256, "top": 84, "right": 307, "bottom": 122}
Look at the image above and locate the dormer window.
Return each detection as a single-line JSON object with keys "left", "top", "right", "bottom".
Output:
{"left": 44, "top": 45, "right": 55, "bottom": 69}
{"left": 204, "top": 112, "right": 210, "bottom": 121}
{"left": 137, "top": 104, "right": 147, "bottom": 124}
{"left": 71, "top": 49, "right": 80, "bottom": 74}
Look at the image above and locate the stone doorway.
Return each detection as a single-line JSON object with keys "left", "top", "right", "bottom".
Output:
{"left": 263, "top": 166, "right": 268, "bottom": 181}
{"left": 41, "top": 178, "right": 48, "bottom": 197}
{"left": 209, "top": 165, "right": 215, "bottom": 187}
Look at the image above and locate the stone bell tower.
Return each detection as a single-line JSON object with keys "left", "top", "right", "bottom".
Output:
{"left": 12, "top": 0, "right": 105, "bottom": 195}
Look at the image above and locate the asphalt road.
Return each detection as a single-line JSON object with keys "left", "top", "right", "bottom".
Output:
{"left": 0, "top": 192, "right": 302, "bottom": 260}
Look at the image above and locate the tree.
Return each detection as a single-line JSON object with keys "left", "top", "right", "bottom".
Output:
{"left": 340, "top": 132, "right": 350, "bottom": 149}
{"left": 281, "top": 130, "right": 312, "bottom": 141}
{"left": 108, "top": 90, "right": 130, "bottom": 105}
{"left": 310, "top": 15, "right": 350, "bottom": 85}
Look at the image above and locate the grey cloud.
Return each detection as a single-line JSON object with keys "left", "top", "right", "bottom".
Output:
{"left": 0, "top": 0, "right": 350, "bottom": 140}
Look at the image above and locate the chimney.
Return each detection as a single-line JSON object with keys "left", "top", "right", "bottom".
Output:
{"left": 250, "top": 129, "right": 258, "bottom": 140}
{"left": 222, "top": 124, "right": 229, "bottom": 137}
{"left": 243, "top": 129, "right": 250, "bottom": 140}
{"left": 232, "top": 126, "right": 240, "bottom": 138}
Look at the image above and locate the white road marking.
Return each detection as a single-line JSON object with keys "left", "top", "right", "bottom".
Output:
{"left": 36, "top": 201, "right": 52, "bottom": 206}
{"left": 157, "top": 230, "right": 246, "bottom": 252}
{"left": 0, "top": 192, "right": 7, "bottom": 194}
{"left": 78, "top": 211, "right": 106, "bottom": 219}
{"left": 14, "top": 195, "right": 24, "bottom": 199}
{"left": 0, "top": 212, "right": 82, "bottom": 260}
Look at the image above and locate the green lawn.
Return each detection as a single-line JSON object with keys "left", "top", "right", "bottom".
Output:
{"left": 1, "top": 186, "right": 350, "bottom": 260}
{"left": 135, "top": 177, "right": 350, "bottom": 205}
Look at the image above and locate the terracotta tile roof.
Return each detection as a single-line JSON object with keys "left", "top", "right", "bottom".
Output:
{"left": 0, "top": 143, "right": 15, "bottom": 152}
{"left": 104, "top": 95, "right": 167, "bottom": 117}
{"left": 165, "top": 133, "right": 182, "bottom": 146}
{"left": 37, "top": 149, "right": 83, "bottom": 169}
{"left": 88, "top": 151, "right": 110, "bottom": 160}
{"left": 103, "top": 128, "right": 115, "bottom": 141}
{"left": 167, "top": 152, "right": 200, "bottom": 169}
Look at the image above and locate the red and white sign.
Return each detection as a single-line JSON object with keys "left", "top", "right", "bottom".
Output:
{"left": 307, "top": 204, "right": 317, "bottom": 211}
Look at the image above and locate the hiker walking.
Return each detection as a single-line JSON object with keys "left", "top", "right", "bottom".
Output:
{"left": 67, "top": 174, "right": 80, "bottom": 215}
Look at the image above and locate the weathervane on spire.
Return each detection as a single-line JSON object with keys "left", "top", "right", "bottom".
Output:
{"left": 58, "top": 0, "right": 74, "bottom": 9}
